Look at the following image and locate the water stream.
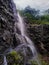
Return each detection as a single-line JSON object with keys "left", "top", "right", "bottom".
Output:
{"left": 15, "top": 12, "right": 41, "bottom": 65}
{"left": 3, "top": 0, "right": 41, "bottom": 65}
{"left": 3, "top": 56, "right": 7, "bottom": 65}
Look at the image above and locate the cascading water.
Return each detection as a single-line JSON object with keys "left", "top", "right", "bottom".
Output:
{"left": 15, "top": 12, "right": 41, "bottom": 65}
{"left": 17, "top": 13, "right": 25, "bottom": 36}
{"left": 3, "top": 56, "right": 7, "bottom": 65}
{"left": 2, "top": 0, "right": 41, "bottom": 65}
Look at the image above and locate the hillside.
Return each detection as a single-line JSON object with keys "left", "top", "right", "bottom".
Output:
{"left": 19, "top": 6, "right": 49, "bottom": 24}
{"left": 0, "top": 0, "right": 49, "bottom": 65}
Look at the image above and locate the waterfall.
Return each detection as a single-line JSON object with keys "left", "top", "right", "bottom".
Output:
{"left": 1, "top": 0, "right": 41, "bottom": 65}
{"left": 16, "top": 12, "right": 41, "bottom": 65}
{"left": 3, "top": 56, "right": 7, "bottom": 65}
{"left": 17, "top": 12, "right": 25, "bottom": 36}
{"left": 0, "top": 0, "right": 40, "bottom": 65}
{"left": 2, "top": 0, "right": 41, "bottom": 64}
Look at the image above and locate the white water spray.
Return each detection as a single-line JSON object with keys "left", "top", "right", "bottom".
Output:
{"left": 17, "top": 12, "right": 25, "bottom": 36}
{"left": 3, "top": 56, "right": 7, "bottom": 65}
{"left": 12, "top": 0, "right": 41, "bottom": 65}
{"left": 16, "top": 12, "right": 41, "bottom": 65}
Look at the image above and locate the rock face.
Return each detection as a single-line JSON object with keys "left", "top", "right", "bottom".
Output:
{"left": 0, "top": 0, "right": 49, "bottom": 64}
{"left": 0, "top": 0, "right": 16, "bottom": 54}
{"left": 27, "top": 24, "right": 49, "bottom": 56}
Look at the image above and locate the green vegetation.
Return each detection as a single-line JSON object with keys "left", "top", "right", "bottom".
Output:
{"left": 30, "top": 54, "right": 49, "bottom": 65}
{"left": 18, "top": 7, "right": 49, "bottom": 25}
{"left": 6, "top": 51, "right": 49, "bottom": 65}
{"left": 24, "top": 13, "right": 49, "bottom": 24}
{"left": 30, "top": 60, "right": 38, "bottom": 65}
{"left": 41, "top": 61, "right": 49, "bottom": 65}
{"left": 7, "top": 51, "right": 23, "bottom": 65}
{"left": 30, "top": 60, "right": 49, "bottom": 65}
{"left": 38, "top": 55, "right": 49, "bottom": 65}
{"left": 10, "top": 51, "right": 22, "bottom": 61}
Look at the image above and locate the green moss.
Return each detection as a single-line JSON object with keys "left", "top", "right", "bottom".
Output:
{"left": 10, "top": 51, "right": 17, "bottom": 55}
{"left": 7, "top": 51, "right": 49, "bottom": 65}
{"left": 38, "top": 54, "right": 49, "bottom": 65}
{"left": 13, "top": 63, "right": 16, "bottom": 65}
{"left": 40, "top": 58, "right": 49, "bottom": 65}
{"left": 29, "top": 54, "right": 49, "bottom": 65}
{"left": 30, "top": 60, "right": 38, "bottom": 65}
{"left": 7, "top": 51, "right": 23, "bottom": 65}
{"left": 30, "top": 60, "right": 49, "bottom": 65}
{"left": 10, "top": 51, "right": 22, "bottom": 61}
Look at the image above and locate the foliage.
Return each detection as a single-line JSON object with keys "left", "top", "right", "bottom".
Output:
{"left": 24, "top": 12, "right": 49, "bottom": 24}
{"left": 18, "top": 7, "right": 49, "bottom": 25}
{"left": 40, "top": 15, "right": 49, "bottom": 21}
{"left": 10, "top": 51, "right": 22, "bottom": 61}
{"left": 41, "top": 61, "right": 49, "bottom": 65}
{"left": 38, "top": 55, "right": 49, "bottom": 65}
{"left": 29, "top": 54, "right": 49, "bottom": 65}
{"left": 30, "top": 60, "right": 49, "bottom": 65}
{"left": 6, "top": 51, "right": 49, "bottom": 65}
{"left": 30, "top": 60, "right": 38, "bottom": 65}
{"left": 7, "top": 51, "right": 23, "bottom": 65}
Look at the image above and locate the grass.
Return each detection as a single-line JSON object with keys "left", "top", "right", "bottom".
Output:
{"left": 29, "top": 54, "right": 49, "bottom": 65}
{"left": 6, "top": 51, "right": 49, "bottom": 65}
{"left": 30, "top": 20, "right": 49, "bottom": 25}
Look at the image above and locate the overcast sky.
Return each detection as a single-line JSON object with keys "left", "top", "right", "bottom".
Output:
{"left": 13, "top": 0, "right": 49, "bottom": 11}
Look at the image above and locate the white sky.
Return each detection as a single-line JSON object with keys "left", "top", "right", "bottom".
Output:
{"left": 13, "top": 0, "right": 49, "bottom": 11}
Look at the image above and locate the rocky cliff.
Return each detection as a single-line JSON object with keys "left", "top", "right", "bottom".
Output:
{"left": 0, "top": 0, "right": 49, "bottom": 57}
{"left": 0, "top": 0, "right": 16, "bottom": 54}
{"left": 27, "top": 24, "right": 49, "bottom": 56}
{"left": 0, "top": 0, "right": 49, "bottom": 64}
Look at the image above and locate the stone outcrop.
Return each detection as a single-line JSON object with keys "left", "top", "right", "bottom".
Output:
{"left": 27, "top": 24, "right": 49, "bottom": 56}
{"left": 0, "top": 0, "right": 16, "bottom": 54}
{"left": 0, "top": 0, "right": 49, "bottom": 64}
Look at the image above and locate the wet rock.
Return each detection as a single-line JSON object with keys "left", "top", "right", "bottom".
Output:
{"left": 27, "top": 24, "right": 49, "bottom": 56}
{"left": 0, "top": 0, "right": 17, "bottom": 54}
{"left": 0, "top": 56, "right": 3, "bottom": 65}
